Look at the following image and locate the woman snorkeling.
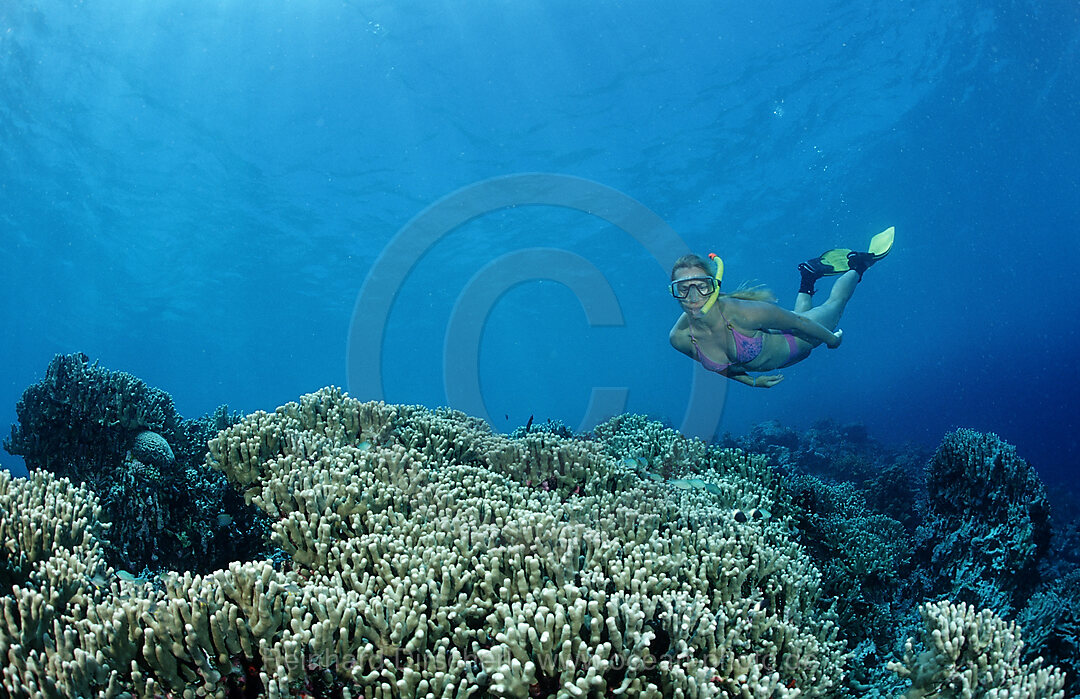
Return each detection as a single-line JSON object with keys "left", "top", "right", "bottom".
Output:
{"left": 669, "top": 227, "right": 894, "bottom": 388}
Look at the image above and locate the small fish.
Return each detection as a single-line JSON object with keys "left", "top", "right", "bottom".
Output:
{"left": 116, "top": 570, "right": 148, "bottom": 584}
{"left": 733, "top": 510, "right": 748, "bottom": 523}
{"left": 704, "top": 483, "right": 723, "bottom": 495}
{"left": 669, "top": 479, "right": 693, "bottom": 490}
{"left": 217, "top": 514, "right": 233, "bottom": 527}
{"left": 357, "top": 440, "right": 372, "bottom": 452}
{"left": 88, "top": 573, "right": 111, "bottom": 589}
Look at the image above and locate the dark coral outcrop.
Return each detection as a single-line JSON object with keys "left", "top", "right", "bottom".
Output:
{"left": 914, "top": 428, "right": 1052, "bottom": 614}
{"left": 4, "top": 353, "right": 268, "bottom": 574}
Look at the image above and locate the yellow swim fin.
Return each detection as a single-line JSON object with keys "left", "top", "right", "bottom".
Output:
{"left": 816, "top": 247, "right": 854, "bottom": 275}
{"left": 805, "top": 226, "right": 895, "bottom": 276}
{"left": 868, "top": 226, "right": 895, "bottom": 258}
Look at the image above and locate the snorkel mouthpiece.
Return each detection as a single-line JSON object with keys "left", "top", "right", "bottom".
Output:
{"left": 699, "top": 253, "right": 724, "bottom": 314}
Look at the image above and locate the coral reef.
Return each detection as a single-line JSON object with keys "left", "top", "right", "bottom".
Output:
{"left": 785, "top": 473, "right": 914, "bottom": 695}
{"left": 4, "top": 353, "right": 266, "bottom": 574}
{"left": 0, "top": 470, "right": 111, "bottom": 696}
{"left": 722, "top": 419, "right": 928, "bottom": 532}
{"left": 6, "top": 353, "right": 179, "bottom": 478}
{"left": 914, "top": 429, "right": 1052, "bottom": 615}
{"left": 3, "top": 373, "right": 1074, "bottom": 698}
{"left": 722, "top": 419, "right": 901, "bottom": 485}
{"left": 0, "top": 387, "right": 848, "bottom": 698}
{"left": 728, "top": 420, "right": 1075, "bottom": 696}
{"left": 591, "top": 413, "right": 780, "bottom": 492}
{"left": 508, "top": 417, "right": 574, "bottom": 440}
{"left": 1016, "top": 570, "right": 1080, "bottom": 698}
{"left": 888, "top": 600, "right": 1064, "bottom": 698}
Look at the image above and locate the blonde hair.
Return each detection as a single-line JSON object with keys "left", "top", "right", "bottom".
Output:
{"left": 671, "top": 255, "right": 776, "bottom": 303}
{"left": 726, "top": 283, "right": 776, "bottom": 303}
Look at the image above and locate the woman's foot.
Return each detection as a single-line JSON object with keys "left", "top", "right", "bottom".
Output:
{"left": 799, "top": 226, "right": 894, "bottom": 291}
{"left": 846, "top": 251, "right": 878, "bottom": 280}
{"left": 797, "top": 258, "right": 834, "bottom": 295}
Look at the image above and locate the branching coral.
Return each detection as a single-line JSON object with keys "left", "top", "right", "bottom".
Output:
{"left": 203, "top": 388, "right": 847, "bottom": 696}
{"left": 591, "top": 413, "right": 779, "bottom": 499}
{"left": 0, "top": 470, "right": 114, "bottom": 697}
{"left": 888, "top": 600, "right": 1064, "bottom": 698}
{"left": 2, "top": 387, "right": 849, "bottom": 698}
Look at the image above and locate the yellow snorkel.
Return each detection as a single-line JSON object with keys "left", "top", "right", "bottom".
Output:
{"left": 699, "top": 253, "right": 724, "bottom": 315}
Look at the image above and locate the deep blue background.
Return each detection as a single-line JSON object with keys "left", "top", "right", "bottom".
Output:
{"left": 2, "top": 1, "right": 1077, "bottom": 489}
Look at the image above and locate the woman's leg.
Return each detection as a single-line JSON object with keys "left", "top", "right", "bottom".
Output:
{"left": 793, "top": 292, "right": 813, "bottom": 313}
{"left": 802, "top": 270, "right": 858, "bottom": 330}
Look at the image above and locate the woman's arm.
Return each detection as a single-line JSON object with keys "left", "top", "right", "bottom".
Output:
{"left": 743, "top": 302, "right": 841, "bottom": 348}
{"left": 669, "top": 322, "right": 695, "bottom": 357}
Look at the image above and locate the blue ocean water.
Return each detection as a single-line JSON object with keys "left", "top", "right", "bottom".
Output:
{"left": 1, "top": 1, "right": 1077, "bottom": 490}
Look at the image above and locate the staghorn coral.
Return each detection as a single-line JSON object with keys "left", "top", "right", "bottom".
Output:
{"left": 1, "top": 387, "right": 848, "bottom": 698}
{"left": 888, "top": 600, "right": 1065, "bottom": 698}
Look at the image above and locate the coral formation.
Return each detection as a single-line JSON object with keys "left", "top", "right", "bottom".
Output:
{"left": 785, "top": 473, "right": 914, "bottom": 695}
{"left": 888, "top": 600, "right": 1065, "bottom": 698}
{"left": 0, "top": 387, "right": 848, "bottom": 698}
{"left": 591, "top": 413, "right": 779, "bottom": 491}
{"left": 726, "top": 419, "right": 1075, "bottom": 696}
{"left": 131, "top": 429, "right": 176, "bottom": 468}
{"left": 722, "top": 419, "right": 899, "bottom": 485}
{"left": 914, "top": 429, "right": 1052, "bottom": 615}
{"left": 508, "top": 417, "right": 574, "bottom": 440}
{"left": 3, "top": 376, "right": 1074, "bottom": 698}
{"left": 0, "top": 470, "right": 111, "bottom": 696}
{"left": 4, "top": 353, "right": 266, "bottom": 574}
{"left": 1016, "top": 570, "right": 1080, "bottom": 698}
{"left": 6, "top": 353, "right": 179, "bottom": 478}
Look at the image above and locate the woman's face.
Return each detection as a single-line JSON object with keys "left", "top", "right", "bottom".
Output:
{"left": 671, "top": 265, "right": 716, "bottom": 316}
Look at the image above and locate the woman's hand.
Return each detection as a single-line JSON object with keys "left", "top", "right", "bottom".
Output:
{"left": 753, "top": 374, "right": 785, "bottom": 388}
{"left": 827, "top": 329, "right": 843, "bottom": 349}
